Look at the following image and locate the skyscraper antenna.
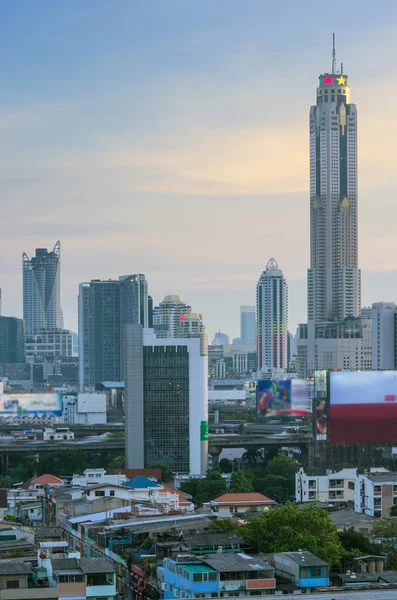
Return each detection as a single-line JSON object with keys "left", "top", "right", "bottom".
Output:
{"left": 332, "top": 33, "right": 336, "bottom": 74}
{"left": 341, "top": 62, "right": 343, "bottom": 75}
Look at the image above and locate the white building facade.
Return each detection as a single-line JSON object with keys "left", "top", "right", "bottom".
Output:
{"left": 256, "top": 258, "right": 288, "bottom": 376}
{"left": 296, "top": 467, "right": 357, "bottom": 504}
{"left": 153, "top": 295, "right": 203, "bottom": 338}
{"left": 354, "top": 472, "right": 397, "bottom": 518}
{"left": 307, "top": 44, "right": 360, "bottom": 373}
{"left": 62, "top": 392, "right": 107, "bottom": 424}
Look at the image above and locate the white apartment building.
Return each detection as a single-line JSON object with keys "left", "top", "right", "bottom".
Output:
{"left": 71, "top": 468, "right": 127, "bottom": 488}
{"left": 153, "top": 295, "right": 203, "bottom": 338}
{"left": 354, "top": 472, "right": 397, "bottom": 518}
{"left": 62, "top": 392, "right": 107, "bottom": 424}
{"left": 295, "top": 467, "right": 357, "bottom": 504}
{"left": 372, "top": 302, "right": 397, "bottom": 370}
{"left": 314, "top": 315, "right": 372, "bottom": 371}
{"left": 43, "top": 427, "right": 74, "bottom": 441}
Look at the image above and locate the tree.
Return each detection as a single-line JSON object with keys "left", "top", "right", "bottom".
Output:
{"left": 256, "top": 474, "right": 290, "bottom": 503}
{"left": 107, "top": 431, "right": 125, "bottom": 439}
{"left": 219, "top": 458, "right": 233, "bottom": 474}
{"left": 229, "top": 471, "right": 254, "bottom": 493}
{"left": 242, "top": 448, "right": 263, "bottom": 465}
{"left": 0, "top": 476, "right": 14, "bottom": 489}
{"left": 37, "top": 449, "right": 88, "bottom": 476}
{"left": 3, "top": 514, "right": 17, "bottom": 522}
{"left": 338, "top": 527, "right": 375, "bottom": 556}
{"left": 180, "top": 477, "right": 200, "bottom": 501}
{"left": 107, "top": 455, "right": 125, "bottom": 473}
{"left": 371, "top": 517, "right": 397, "bottom": 564}
{"left": 243, "top": 503, "right": 344, "bottom": 565}
{"left": 195, "top": 471, "right": 227, "bottom": 506}
{"left": 390, "top": 505, "right": 397, "bottom": 517}
{"left": 146, "top": 464, "right": 174, "bottom": 483}
{"left": 208, "top": 519, "right": 242, "bottom": 533}
{"left": 8, "top": 464, "right": 29, "bottom": 484}
{"left": 264, "top": 454, "right": 298, "bottom": 495}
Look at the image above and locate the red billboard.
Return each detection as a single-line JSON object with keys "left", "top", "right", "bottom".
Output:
{"left": 330, "top": 371, "right": 397, "bottom": 443}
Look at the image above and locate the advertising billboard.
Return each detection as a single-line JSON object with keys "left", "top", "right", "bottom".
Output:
{"left": 314, "top": 370, "right": 328, "bottom": 440}
{"left": 330, "top": 371, "right": 397, "bottom": 443}
{"left": 0, "top": 393, "right": 62, "bottom": 418}
{"left": 257, "top": 379, "right": 313, "bottom": 419}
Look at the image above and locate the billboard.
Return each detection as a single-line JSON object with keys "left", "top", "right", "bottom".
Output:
{"left": 330, "top": 371, "right": 397, "bottom": 443}
{"left": 314, "top": 370, "right": 328, "bottom": 440}
{"left": 257, "top": 379, "right": 313, "bottom": 418}
{"left": 0, "top": 393, "right": 62, "bottom": 418}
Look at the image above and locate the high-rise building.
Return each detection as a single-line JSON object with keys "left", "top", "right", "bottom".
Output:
{"left": 0, "top": 288, "right": 2, "bottom": 316}
{"left": 307, "top": 38, "right": 360, "bottom": 373}
{"left": 23, "top": 241, "right": 61, "bottom": 336}
{"left": 0, "top": 316, "right": 26, "bottom": 363}
{"left": 25, "top": 329, "right": 73, "bottom": 363}
{"left": 153, "top": 295, "right": 203, "bottom": 338}
{"left": 256, "top": 258, "right": 288, "bottom": 376}
{"left": 124, "top": 325, "right": 208, "bottom": 474}
{"left": 78, "top": 275, "right": 148, "bottom": 389}
{"left": 212, "top": 331, "right": 230, "bottom": 346}
{"left": 240, "top": 306, "right": 256, "bottom": 345}
{"left": 372, "top": 302, "right": 397, "bottom": 370}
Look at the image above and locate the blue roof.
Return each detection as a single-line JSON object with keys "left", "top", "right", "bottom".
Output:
{"left": 123, "top": 475, "right": 161, "bottom": 489}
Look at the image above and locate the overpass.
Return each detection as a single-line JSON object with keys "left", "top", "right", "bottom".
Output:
{"left": 0, "top": 433, "right": 312, "bottom": 472}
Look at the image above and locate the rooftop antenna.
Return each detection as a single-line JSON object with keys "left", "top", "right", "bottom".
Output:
{"left": 341, "top": 62, "right": 344, "bottom": 75}
{"left": 332, "top": 33, "right": 336, "bottom": 74}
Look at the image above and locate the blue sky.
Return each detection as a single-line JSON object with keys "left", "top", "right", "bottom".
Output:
{"left": 1, "top": 1, "right": 397, "bottom": 339}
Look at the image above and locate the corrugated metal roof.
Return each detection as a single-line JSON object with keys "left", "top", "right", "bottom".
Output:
{"left": 80, "top": 557, "right": 114, "bottom": 574}
{"left": 0, "top": 559, "right": 32, "bottom": 575}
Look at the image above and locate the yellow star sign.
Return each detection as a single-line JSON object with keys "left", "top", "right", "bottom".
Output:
{"left": 337, "top": 75, "right": 346, "bottom": 85}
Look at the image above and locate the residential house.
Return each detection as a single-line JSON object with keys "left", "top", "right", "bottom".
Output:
{"left": 26, "top": 475, "right": 65, "bottom": 491}
{"left": 0, "top": 560, "right": 31, "bottom": 591}
{"left": 158, "top": 553, "right": 276, "bottom": 598}
{"left": 206, "top": 493, "right": 276, "bottom": 517}
{"left": 71, "top": 468, "right": 127, "bottom": 488}
{"left": 295, "top": 467, "right": 357, "bottom": 504}
{"left": 354, "top": 472, "right": 397, "bottom": 518}
{"left": 268, "top": 551, "right": 329, "bottom": 591}
{"left": 329, "top": 508, "right": 375, "bottom": 534}
{"left": 50, "top": 557, "right": 116, "bottom": 600}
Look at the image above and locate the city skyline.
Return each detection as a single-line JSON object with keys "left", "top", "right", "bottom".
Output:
{"left": 1, "top": 2, "right": 397, "bottom": 338}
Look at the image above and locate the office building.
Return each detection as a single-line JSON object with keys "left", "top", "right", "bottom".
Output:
{"left": 153, "top": 295, "right": 202, "bottom": 338}
{"left": 256, "top": 258, "right": 288, "bottom": 376}
{"left": 212, "top": 331, "right": 230, "bottom": 346}
{"left": 0, "top": 287, "right": 2, "bottom": 315}
{"left": 307, "top": 39, "right": 360, "bottom": 373}
{"left": 314, "top": 316, "right": 372, "bottom": 371}
{"left": 23, "top": 241, "right": 61, "bottom": 336}
{"left": 372, "top": 302, "right": 397, "bottom": 370}
{"left": 78, "top": 274, "right": 148, "bottom": 389}
{"left": 240, "top": 305, "right": 256, "bottom": 345}
{"left": 0, "top": 316, "right": 26, "bottom": 363}
{"left": 25, "top": 329, "right": 73, "bottom": 363}
{"left": 124, "top": 325, "right": 208, "bottom": 474}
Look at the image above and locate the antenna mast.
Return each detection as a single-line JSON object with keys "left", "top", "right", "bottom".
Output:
{"left": 332, "top": 33, "right": 336, "bottom": 74}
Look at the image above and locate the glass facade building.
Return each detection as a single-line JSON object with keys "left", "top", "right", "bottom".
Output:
{"left": 0, "top": 316, "right": 26, "bottom": 363}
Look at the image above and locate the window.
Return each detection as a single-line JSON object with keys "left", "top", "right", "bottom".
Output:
{"left": 87, "top": 573, "right": 114, "bottom": 586}
{"left": 6, "top": 581, "right": 19, "bottom": 589}
{"left": 311, "top": 568, "right": 324, "bottom": 577}
{"left": 95, "top": 490, "right": 105, "bottom": 497}
{"left": 110, "top": 490, "right": 115, "bottom": 497}
{"left": 348, "top": 482, "right": 355, "bottom": 490}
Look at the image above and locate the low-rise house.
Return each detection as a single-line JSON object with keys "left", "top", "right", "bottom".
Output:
{"left": 268, "top": 551, "right": 329, "bottom": 591}
{"left": 71, "top": 468, "right": 127, "bottom": 488}
{"left": 158, "top": 553, "right": 276, "bottom": 598}
{"left": 206, "top": 493, "right": 276, "bottom": 516}
{"left": 0, "top": 559, "right": 32, "bottom": 592}
{"left": 25, "top": 475, "right": 65, "bottom": 491}
{"left": 51, "top": 557, "right": 116, "bottom": 600}
{"left": 295, "top": 467, "right": 357, "bottom": 504}
{"left": 43, "top": 428, "right": 74, "bottom": 442}
{"left": 329, "top": 508, "right": 375, "bottom": 534}
{"left": 354, "top": 472, "right": 397, "bottom": 518}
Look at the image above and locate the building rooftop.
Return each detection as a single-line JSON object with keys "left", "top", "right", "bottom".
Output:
{"left": 29, "top": 474, "right": 64, "bottom": 486}
{"left": 123, "top": 475, "right": 161, "bottom": 489}
{"left": 367, "top": 473, "right": 397, "bottom": 483}
{"left": 330, "top": 509, "right": 375, "bottom": 529}
{"left": 34, "top": 526, "right": 63, "bottom": 539}
{"left": 201, "top": 553, "right": 271, "bottom": 573}
{"left": 51, "top": 558, "right": 80, "bottom": 574}
{"left": 0, "top": 559, "right": 32, "bottom": 575}
{"left": 116, "top": 468, "right": 161, "bottom": 481}
{"left": 80, "top": 557, "right": 114, "bottom": 574}
{"left": 213, "top": 493, "right": 275, "bottom": 505}
{"left": 183, "top": 564, "right": 217, "bottom": 574}
{"left": 183, "top": 533, "right": 244, "bottom": 548}
{"left": 280, "top": 551, "right": 328, "bottom": 567}
{"left": 162, "top": 295, "right": 183, "bottom": 303}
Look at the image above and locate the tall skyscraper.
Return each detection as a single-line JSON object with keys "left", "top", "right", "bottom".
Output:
{"left": 0, "top": 288, "right": 2, "bottom": 316}
{"left": 0, "top": 316, "right": 26, "bottom": 363}
{"left": 240, "top": 306, "right": 256, "bottom": 345}
{"left": 153, "top": 295, "right": 203, "bottom": 338}
{"left": 78, "top": 275, "right": 148, "bottom": 389}
{"left": 23, "top": 241, "right": 61, "bottom": 336}
{"left": 307, "top": 38, "right": 360, "bottom": 372}
{"left": 256, "top": 258, "right": 288, "bottom": 376}
{"left": 124, "top": 325, "right": 208, "bottom": 474}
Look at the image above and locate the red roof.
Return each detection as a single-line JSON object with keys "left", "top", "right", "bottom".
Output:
{"left": 213, "top": 493, "right": 275, "bottom": 505}
{"left": 31, "top": 474, "right": 64, "bottom": 485}
{"left": 161, "top": 483, "right": 193, "bottom": 505}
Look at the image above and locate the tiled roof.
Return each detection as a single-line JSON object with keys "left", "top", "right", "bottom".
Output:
{"left": 116, "top": 468, "right": 161, "bottom": 480}
{"left": 0, "top": 559, "right": 32, "bottom": 575}
{"left": 31, "top": 474, "right": 64, "bottom": 485}
{"left": 123, "top": 475, "right": 161, "bottom": 489}
{"left": 161, "top": 483, "right": 193, "bottom": 503}
{"left": 213, "top": 493, "right": 275, "bottom": 504}
{"left": 80, "top": 557, "right": 114, "bottom": 574}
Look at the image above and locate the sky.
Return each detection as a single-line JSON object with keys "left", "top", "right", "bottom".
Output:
{"left": 1, "top": 0, "right": 397, "bottom": 340}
